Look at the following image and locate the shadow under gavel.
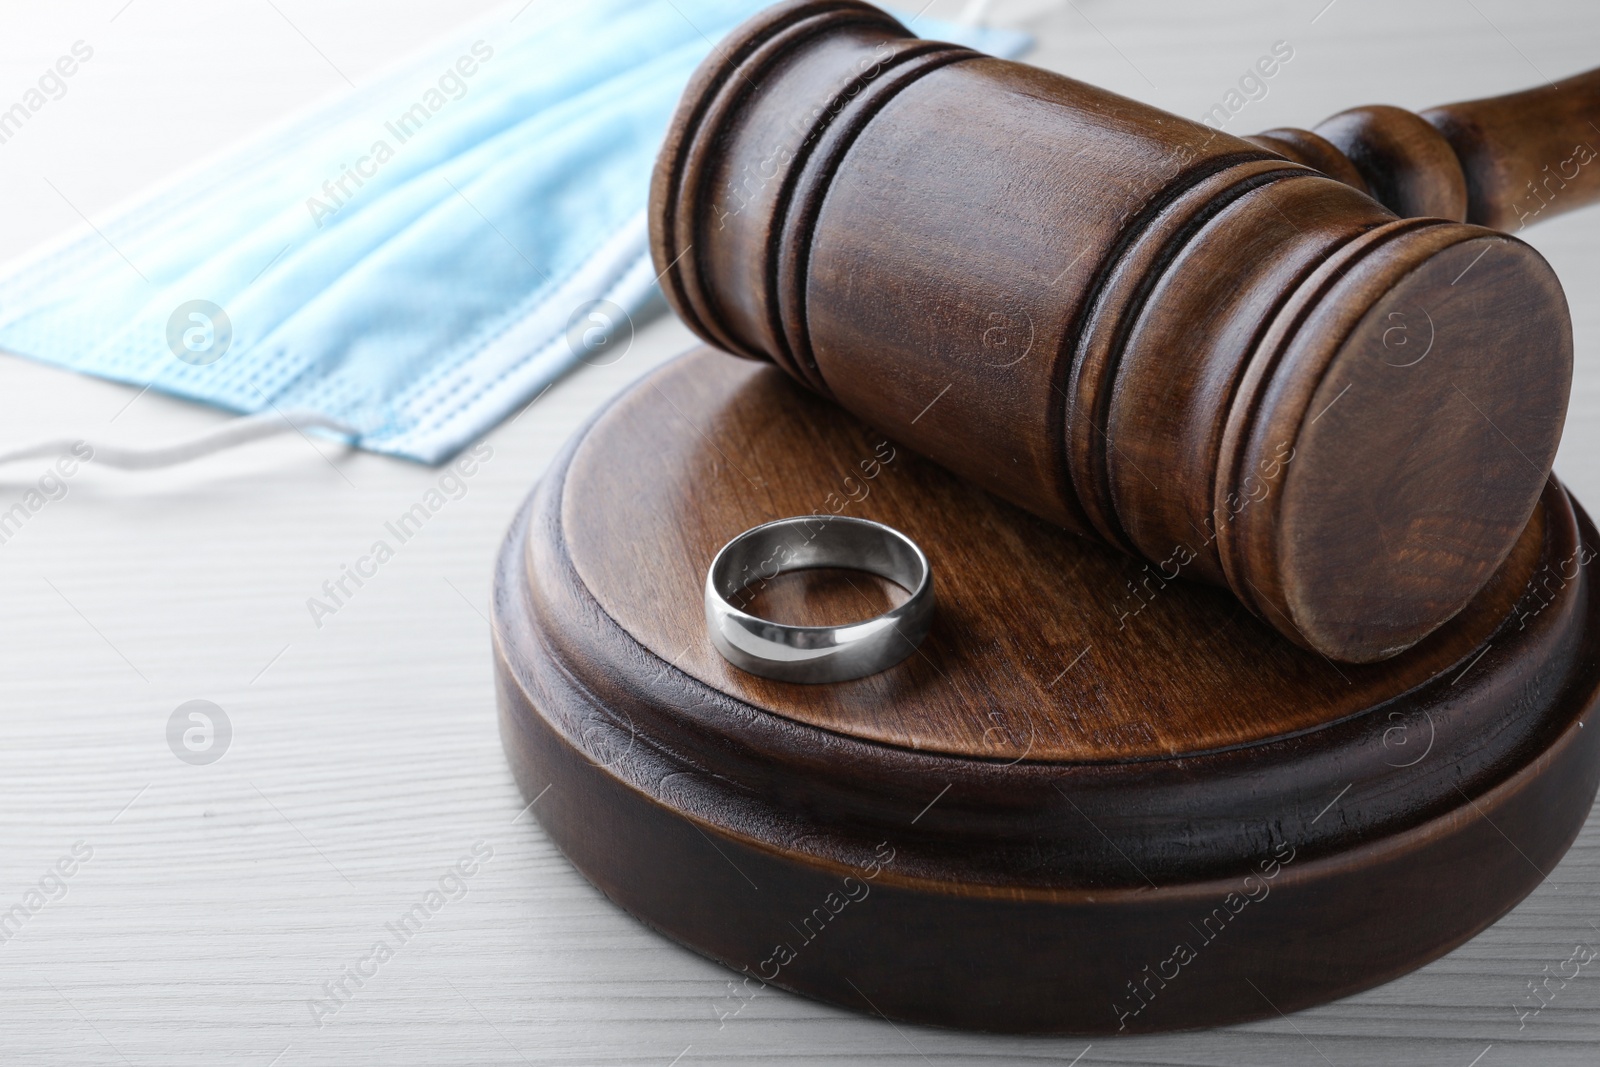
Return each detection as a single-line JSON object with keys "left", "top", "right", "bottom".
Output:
{"left": 650, "top": 0, "right": 1599, "bottom": 663}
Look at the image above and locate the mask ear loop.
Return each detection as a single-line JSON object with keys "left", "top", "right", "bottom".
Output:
{"left": 0, "top": 410, "right": 358, "bottom": 469}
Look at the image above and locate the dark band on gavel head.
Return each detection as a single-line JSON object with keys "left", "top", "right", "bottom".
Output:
{"left": 649, "top": 0, "right": 1579, "bottom": 663}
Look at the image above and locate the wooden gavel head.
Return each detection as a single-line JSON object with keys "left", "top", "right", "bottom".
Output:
{"left": 649, "top": 0, "right": 1580, "bottom": 663}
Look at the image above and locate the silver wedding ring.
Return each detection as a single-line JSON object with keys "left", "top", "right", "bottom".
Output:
{"left": 704, "top": 516, "right": 934, "bottom": 683}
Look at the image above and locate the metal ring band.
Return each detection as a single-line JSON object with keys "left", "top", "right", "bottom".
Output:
{"left": 703, "top": 516, "right": 934, "bottom": 683}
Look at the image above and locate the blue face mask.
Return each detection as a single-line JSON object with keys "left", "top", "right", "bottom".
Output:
{"left": 0, "top": 2, "right": 1029, "bottom": 464}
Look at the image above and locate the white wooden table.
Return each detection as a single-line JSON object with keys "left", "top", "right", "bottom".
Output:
{"left": 1, "top": 1, "right": 1597, "bottom": 1063}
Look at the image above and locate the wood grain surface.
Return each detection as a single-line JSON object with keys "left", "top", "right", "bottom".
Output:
{"left": 562, "top": 349, "right": 1543, "bottom": 762}
{"left": 1422, "top": 67, "right": 1600, "bottom": 230}
{"left": 3, "top": 0, "right": 1600, "bottom": 1064}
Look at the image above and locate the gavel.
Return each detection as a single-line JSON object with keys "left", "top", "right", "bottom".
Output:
{"left": 649, "top": 0, "right": 1598, "bottom": 663}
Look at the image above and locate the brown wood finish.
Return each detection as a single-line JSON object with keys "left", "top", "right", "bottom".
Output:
{"left": 1253, "top": 67, "right": 1600, "bottom": 230}
{"left": 1242, "top": 126, "right": 1369, "bottom": 193}
{"left": 494, "top": 349, "right": 1600, "bottom": 1034}
{"left": 1308, "top": 105, "right": 1469, "bottom": 220}
{"left": 1423, "top": 68, "right": 1600, "bottom": 230}
{"left": 566, "top": 350, "right": 1538, "bottom": 762}
{"left": 648, "top": 0, "right": 1579, "bottom": 664}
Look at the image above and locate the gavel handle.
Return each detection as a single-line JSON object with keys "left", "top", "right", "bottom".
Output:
{"left": 1246, "top": 66, "right": 1600, "bottom": 230}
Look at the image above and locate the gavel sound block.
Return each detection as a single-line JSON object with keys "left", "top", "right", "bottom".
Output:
{"left": 649, "top": 0, "right": 1598, "bottom": 663}
{"left": 498, "top": 0, "right": 1600, "bottom": 1036}
{"left": 494, "top": 349, "right": 1600, "bottom": 1033}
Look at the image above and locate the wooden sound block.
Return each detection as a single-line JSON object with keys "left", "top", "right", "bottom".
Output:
{"left": 493, "top": 346, "right": 1600, "bottom": 1034}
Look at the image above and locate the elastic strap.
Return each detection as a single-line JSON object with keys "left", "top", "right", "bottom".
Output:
{"left": 0, "top": 410, "right": 358, "bottom": 470}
